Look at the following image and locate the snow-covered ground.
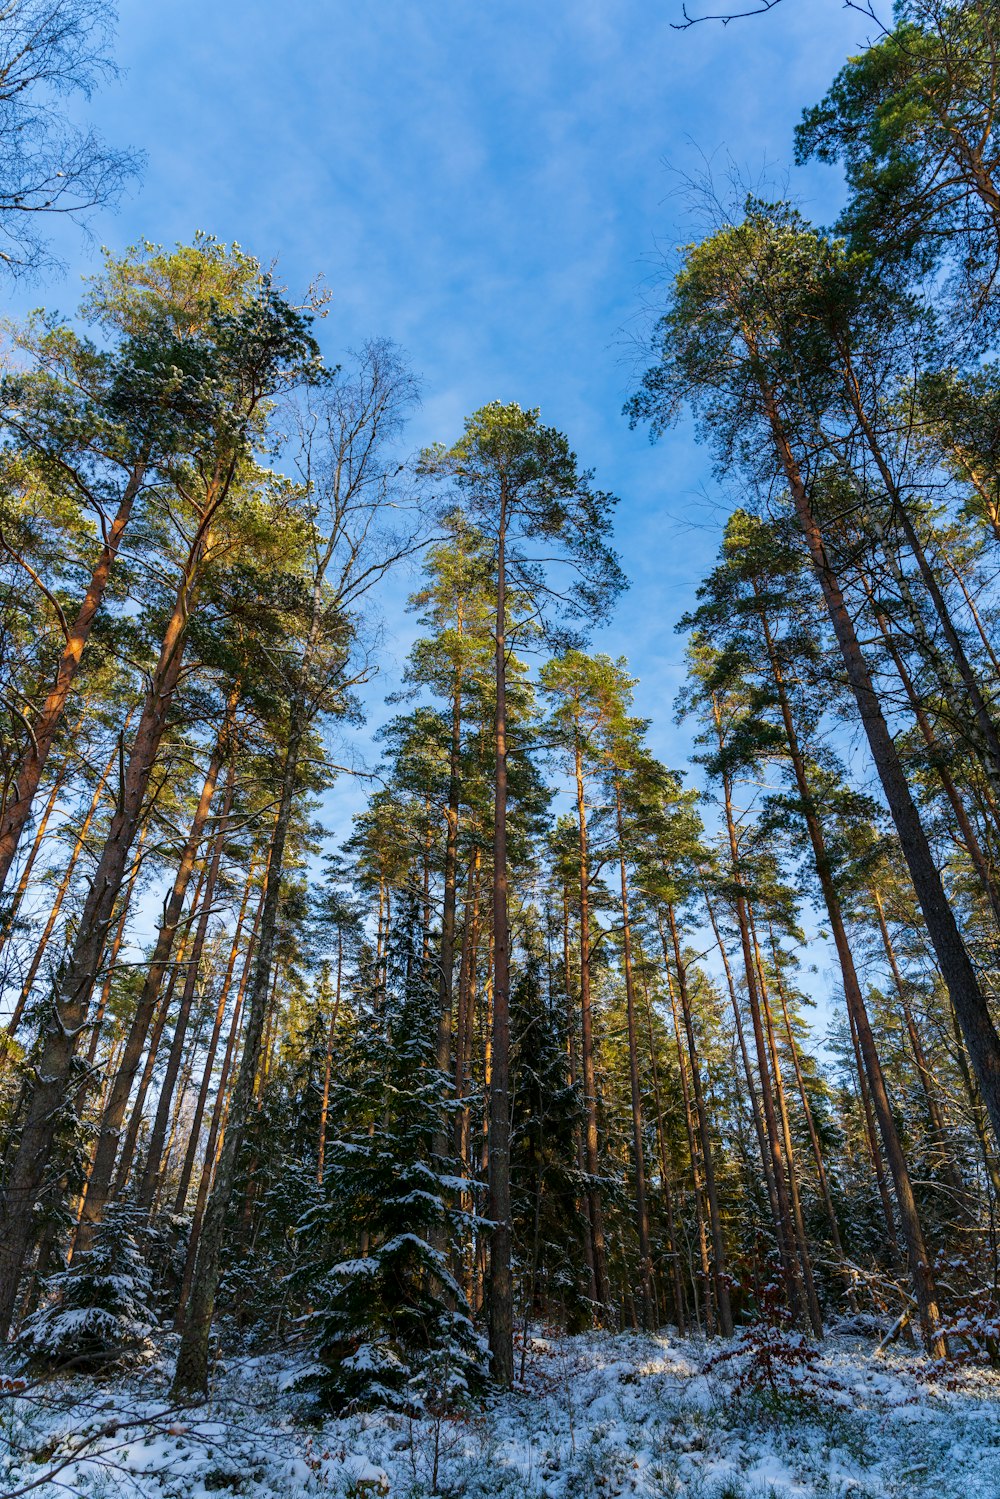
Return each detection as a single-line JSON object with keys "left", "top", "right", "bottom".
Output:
{"left": 3, "top": 1328, "right": 999, "bottom": 1498}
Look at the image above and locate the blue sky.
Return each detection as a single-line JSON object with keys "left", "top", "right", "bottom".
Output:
{"left": 17, "top": 0, "right": 871, "bottom": 764}
{"left": 9, "top": 0, "right": 883, "bottom": 1009}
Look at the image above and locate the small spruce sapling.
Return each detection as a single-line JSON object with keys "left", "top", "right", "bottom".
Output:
{"left": 17, "top": 1202, "right": 157, "bottom": 1374}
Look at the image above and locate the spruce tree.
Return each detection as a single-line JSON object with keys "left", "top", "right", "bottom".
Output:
{"left": 17, "top": 1202, "right": 156, "bottom": 1374}
{"left": 299, "top": 906, "right": 487, "bottom": 1413}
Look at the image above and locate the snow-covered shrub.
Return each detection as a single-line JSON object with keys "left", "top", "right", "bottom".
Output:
{"left": 17, "top": 1202, "right": 157, "bottom": 1374}
{"left": 825, "top": 1310, "right": 892, "bottom": 1340}
{"left": 938, "top": 1285, "right": 1000, "bottom": 1368}
{"left": 705, "top": 1323, "right": 844, "bottom": 1409}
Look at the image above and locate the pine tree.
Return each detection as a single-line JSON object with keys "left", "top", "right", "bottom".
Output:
{"left": 423, "top": 402, "right": 625, "bottom": 1384}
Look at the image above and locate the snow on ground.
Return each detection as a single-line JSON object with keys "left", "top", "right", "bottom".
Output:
{"left": 3, "top": 1329, "right": 1000, "bottom": 1498}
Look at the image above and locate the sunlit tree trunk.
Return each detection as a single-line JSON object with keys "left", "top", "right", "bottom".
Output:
{"left": 487, "top": 490, "right": 514, "bottom": 1386}
{"left": 0, "top": 523, "right": 208, "bottom": 1334}
{"left": 176, "top": 874, "right": 262, "bottom": 1321}
{"left": 0, "top": 748, "right": 73, "bottom": 950}
{"left": 0, "top": 453, "right": 149, "bottom": 893}
{"left": 0, "top": 733, "right": 121, "bottom": 1060}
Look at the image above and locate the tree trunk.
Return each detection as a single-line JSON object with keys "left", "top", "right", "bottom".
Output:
{"left": 660, "top": 937, "right": 713, "bottom": 1333}
{"left": 138, "top": 768, "right": 234, "bottom": 1211}
{"left": 0, "top": 753, "right": 71, "bottom": 950}
{"left": 454, "top": 849, "right": 480, "bottom": 1171}
{"left": 74, "top": 726, "right": 230, "bottom": 1249}
{"left": 864, "top": 581, "right": 1000, "bottom": 930}
{"left": 702, "top": 891, "right": 784, "bottom": 1274}
{"left": 433, "top": 646, "right": 463, "bottom": 1182}
{"left": 752, "top": 584, "right": 943, "bottom": 1346}
{"left": 0, "top": 732, "right": 122, "bottom": 1059}
{"left": 174, "top": 853, "right": 255, "bottom": 1213}
{"left": 113, "top": 874, "right": 207, "bottom": 1200}
{"left": 80, "top": 823, "right": 150, "bottom": 1082}
{"left": 615, "top": 784, "right": 654, "bottom": 1328}
{"left": 638, "top": 963, "right": 685, "bottom": 1331}
{"left": 717, "top": 739, "right": 807, "bottom": 1325}
{"left": 843, "top": 369, "right": 1000, "bottom": 800}
{"left": 176, "top": 874, "right": 262, "bottom": 1320}
{"left": 873, "top": 888, "right": 966, "bottom": 1201}
{"left": 0, "top": 455, "right": 148, "bottom": 893}
{"left": 665, "top": 906, "right": 733, "bottom": 1336}
{"left": 0, "top": 538, "right": 201, "bottom": 1337}
{"left": 767, "top": 920, "right": 854, "bottom": 1299}
{"left": 487, "top": 496, "right": 514, "bottom": 1388}
{"left": 172, "top": 711, "right": 304, "bottom": 1396}
{"left": 748, "top": 906, "right": 823, "bottom": 1336}
{"left": 316, "top": 928, "right": 343, "bottom": 1186}
{"left": 574, "top": 736, "right": 611, "bottom": 1312}
{"left": 764, "top": 386, "right": 1000, "bottom": 1163}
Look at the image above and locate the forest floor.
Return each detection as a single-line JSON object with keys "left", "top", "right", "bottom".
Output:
{"left": 3, "top": 1327, "right": 999, "bottom": 1498}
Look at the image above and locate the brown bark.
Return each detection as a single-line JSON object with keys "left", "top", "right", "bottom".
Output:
{"left": 638, "top": 964, "right": 685, "bottom": 1331}
{"left": 316, "top": 928, "right": 343, "bottom": 1185}
{"left": 0, "top": 734, "right": 120, "bottom": 1056}
{"left": 173, "top": 706, "right": 304, "bottom": 1396}
{"left": 748, "top": 906, "right": 823, "bottom": 1336}
{"left": 716, "top": 738, "right": 807, "bottom": 1324}
{"left": 873, "top": 888, "right": 966, "bottom": 1201}
{"left": 0, "top": 527, "right": 205, "bottom": 1336}
{"left": 751, "top": 583, "right": 942, "bottom": 1344}
{"left": 454, "top": 848, "right": 481, "bottom": 1171}
{"left": 155, "top": 1001, "right": 211, "bottom": 1214}
{"left": 664, "top": 907, "right": 733, "bottom": 1336}
{"left": 702, "top": 890, "right": 783, "bottom": 1244}
{"left": 433, "top": 637, "right": 463, "bottom": 1188}
{"left": 176, "top": 872, "right": 262, "bottom": 1319}
{"left": 573, "top": 735, "right": 611, "bottom": 1312}
{"left": 112, "top": 871, "right": 207, "bottom": 1201}
{"left": 762, "top": 386, "right": 1000, "bottom": 1176}
{"left": 866, "top": 583, "right": 1000, "bottom": 930}
{"left": 0, "top": 752, "right": 71, "bottom": 949}
{"left": 487, "top": 495, "right": 514, "bottom": 1387}
{"left": 74, "top": 724, "right": 230, "bottom": 1248}
{"left": 841, "top": 365, "right": 1000, "bottom": 802}
{"left": 767, "top": 921, "right": 854, "bottom": 1294}
{"left": 175, "top": 853, "right": 255, "bottom": 1211}
{"left": 0, "top": 455, "right": 149, "bottom": 893}
{"left": 848, "top": 1001, "right": 901, "bottom": 1254}
{"left": 138, "top": 768, "right": 234, "bottom": 1211}
{"left": 614, "top": 784, "right": 654, "bottom": 1327}
{"left": 82, "top": 824, "right": 149, "bottom": 1075}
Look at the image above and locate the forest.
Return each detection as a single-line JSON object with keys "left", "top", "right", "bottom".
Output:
{"left": 3, "top": 1, "right": 1000, "bottom": 1496}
